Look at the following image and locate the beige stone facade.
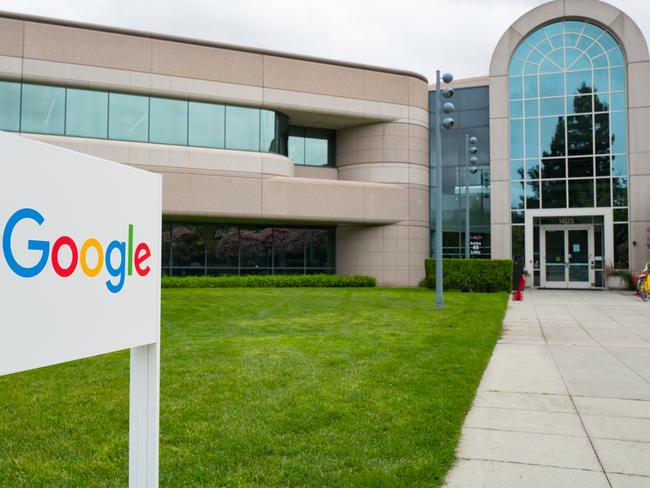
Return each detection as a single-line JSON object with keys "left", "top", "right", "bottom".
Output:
{"left": 0, "top": 12, "right": 430, "bottom": 286}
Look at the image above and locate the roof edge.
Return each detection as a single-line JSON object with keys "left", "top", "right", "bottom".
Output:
{"left": 0, "top": 10, "right": 429, "bottom": 83}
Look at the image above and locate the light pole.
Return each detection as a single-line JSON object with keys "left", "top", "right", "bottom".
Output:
{"left": 465, "top": 135, "right": 479, "bottom": 258}
{"left": 434, "top": 70, "right": 454, "bottom": 309}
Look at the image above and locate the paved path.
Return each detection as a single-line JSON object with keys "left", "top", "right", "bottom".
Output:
{"left": 444, "top": 289, "right": 650, "bottom": 488}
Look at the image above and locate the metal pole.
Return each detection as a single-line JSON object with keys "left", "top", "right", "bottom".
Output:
{"left": 465, "top": 134, "right": 470, "bottom": 259}
{"left": 435, "top": 71, "right": 444, "bottom": 309}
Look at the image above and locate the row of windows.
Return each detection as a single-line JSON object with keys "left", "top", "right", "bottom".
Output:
{"left": 509, "top": 68, "right": 625, "bottom": 100}
{"left": 510, "top": 177, "right": 627, "bottom": 210}
{"left": 0, "top": 81, "right": 340, "bottom": 166}
{"left": 510, "top": 112, "right": 627, "bottom": 159}
{"left": 0, "top": 81, "right": 290, "bottom": 154}
{"left": 162, "top": 223, "right": 335, "bottom": 276}
{"left": 511, "top": 155, "right": 627, "bottom": 181}
{"left": 510, "top": 92, "right": 625, "bottom": 118}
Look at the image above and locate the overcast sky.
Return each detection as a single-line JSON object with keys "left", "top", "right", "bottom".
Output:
{"left": 1, "top": 0, "right": 649, "bottom": 81}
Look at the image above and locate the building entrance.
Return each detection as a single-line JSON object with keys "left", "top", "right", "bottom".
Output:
{"left": 540, "top": 225, "right": 594, "bottom": 289}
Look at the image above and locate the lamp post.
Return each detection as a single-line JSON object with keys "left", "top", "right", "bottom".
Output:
{"left": 434, "top": 70, "right": 454, "bottom": 309}
{"left": 465, "top": 135, "right": 479, "bottom": 258}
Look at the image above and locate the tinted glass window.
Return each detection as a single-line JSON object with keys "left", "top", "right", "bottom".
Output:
{"left": 150, "top": 97, "right": 188, "bottom": 145}
{"left": 21, "top": 84, "right": 65, "bottom": 135}
{"left": 66, "top": 88, "right": 108, "bottom": 138}
{"left": 0, "top": 81, "right": 21, "bottom": 131}
{"left": 188, "top": 102, "right": 225, "bottom": 149}
{"left": 109, "top": 93, "right": 149, "bottom": 142}
{"left": 225, "top": 106, "right": 260, "bottom": 151}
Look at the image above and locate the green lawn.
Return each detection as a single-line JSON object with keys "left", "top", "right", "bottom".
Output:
{"left": 0, "top": 288, "right": 508, "bottom": 487}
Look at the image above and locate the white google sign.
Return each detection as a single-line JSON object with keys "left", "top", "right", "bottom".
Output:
{"left": 0, "top": 131, "right": 161, "bottom": 487}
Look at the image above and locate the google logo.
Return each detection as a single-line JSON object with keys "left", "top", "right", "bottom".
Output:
{"left": 2, "top": 208, "right": 152, "bottom": 294}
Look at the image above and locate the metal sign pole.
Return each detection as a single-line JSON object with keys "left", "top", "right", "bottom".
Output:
{"left": 129, "top": 343, "right": 160, "bottom": 488}
{"left": 435, "top": 70, "right": 444, "bottom": 309}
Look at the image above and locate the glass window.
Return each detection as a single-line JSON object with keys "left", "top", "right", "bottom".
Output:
{"left": 542, "top": 158, "right": 565, "bottom": 179}
{"left": 510, "top": 119, "right": 524, "bottom": 159}
{"left": 593, "top": 69, "right": 609, "bottom": 93}
{"left": 526, "top": 159, "right": 540, "bottom": 179}
{"left": 150, "top": 97, "right": 188, "bottom": 145}
{"left": 524, "top": 100, "right": 538, "bottom": 117}
{"left": 524, "top": 119, "right": 539, "bottom": 158}
{"left": 613, "top": 177, "right": 628, "bottom": 206}
{"left": 613, "top": 208, "right": 628, "bottom": 222}
{"left": 239, "top": 227, "right": 272, "bottom": 269}
{"left": 0, "top": 81, "right": 21, "bottom": 131}
{"left": 260, "top": 110, "right": 277, "bottom": 153}
{"left": 614, "top": 224, "right": 629, "bottom": 269}
{"left": 542, "top": 180, "right": 566, "bottom": 208}
{"left": 109, "top": 93, "right": 149, "bottom": 142}
{"left": 596, "top": 178, "right": 611, "bottom": 206}
{"left": 524, "top": 76, "right": 538, "bottom": 98}
{"left": 610, "top": 112, "right": 627, "bottom": 153}
{"left": 306, "top": 229, "right": 332, "bottom": 268}
{"left": 509, "top": 77, "right": 523, "bottom": 99}
{"left": 567, "top": 115, "right": 593, "bottom": 155}
{"left": 21, "top": 84, "right": 65, "bottom": 135}
{"left": 273, "top": 228, "right": 305, "bottom": 269}
{"left": 511, "top": 160, "right": 525, "bottom": 181}
{"left": 568, "top": 157, "right": 593, "bottom": 177}
{"left": 611, "top": 67, "right": 625, "bottom": 91}
{"left": 594, "top": 113, "right": 610, "bottom": 154}
{"left": 611, "top": 155, "right": 627, "bottom": 176}
{"left": 568, "top": 179, "right": 594, "bottom": 207}
{"left": 510, "top": 100, "right": 523, "bottom": 118}
{"left": 206, "top": 226, "right": 239, "bottom": 268}
{"left": 540, "top": 97, "right": 565, "bottom": 116}
{"left": 596, "top": 156, "right": 610, "bottom": 176}
{"left": 566, "top": 70, "right": 593, "bottom": 94}
{"left": 539, "top": 74, "right": 564, "bottom": 97}
{"left": 225, "top": 106, "right": 260, "bottom": 151}
{"left": 65, "top": 88, "right": 108, "bottom": 139}
{"left": 526, "top": 181, "right": 540, "bottom": 208}
{"left": 188, "top": 101, "right": 225, "bottom": 148}
{"left": 512, "top": 211, "right": 524, "bottom": 224}
{"left": 610, "top": 92, "right": 626, "bottom": 111}
{"left": 567, "top": 94, "right": 592, "bottom": 114}
{"left": 288, "top": 126, "right": 305, "bottom": 164}
{"left": 540, "top": 117, "right": 565, "bottom": 157}
{"left": 511, "top": 181, "right": 525, "bottom": 209}
{"left": 171, "top": 224, "right": 205, "bottom": 269}
{"left": 305, "top": 129, "right": 331, "bottom": 166}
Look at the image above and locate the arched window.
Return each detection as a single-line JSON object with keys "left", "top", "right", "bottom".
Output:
{"left": 508, "top": 20, "right": 629, "bottom": 268}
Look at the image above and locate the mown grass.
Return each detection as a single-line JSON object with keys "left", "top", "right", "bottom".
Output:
{"left": 0, "top": 288, "right": 508, "bottom": 487}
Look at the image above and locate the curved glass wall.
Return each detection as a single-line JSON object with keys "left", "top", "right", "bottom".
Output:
{"left": 508, "top": 20, "right": 629, "bottom": 270}
{"left": 0, "top": 81, "right": 289, "bottom": 155}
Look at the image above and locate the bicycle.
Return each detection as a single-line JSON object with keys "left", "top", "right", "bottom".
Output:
{"left": 635, "top": 263, "right": 650, "bottom": 302}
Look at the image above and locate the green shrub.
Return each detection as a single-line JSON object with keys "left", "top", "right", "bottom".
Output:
{"left": 161, "top": 274, "right": 376, "bottom": 289}
{"left": 424, "top": 259, "right": 512, "bottom": 292}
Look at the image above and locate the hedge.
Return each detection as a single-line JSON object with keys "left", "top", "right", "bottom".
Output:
{"left": 424, "top": 259, "right": 512, "bottom": 292}
{"left": 161, "top": 274, "right": 376, "bottom": 288}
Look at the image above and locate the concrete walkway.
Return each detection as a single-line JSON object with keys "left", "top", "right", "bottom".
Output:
{"left": 444, "top": 289, "right": 650, "bottom": 488}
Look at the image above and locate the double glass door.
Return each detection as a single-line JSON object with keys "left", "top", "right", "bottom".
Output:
{"left": 541, "top": 225, "right": 594, "bottom": 288}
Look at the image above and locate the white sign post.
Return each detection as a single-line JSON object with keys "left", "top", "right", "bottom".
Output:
{"left": 0, "top": 131, "right": 161, "bottom": 487}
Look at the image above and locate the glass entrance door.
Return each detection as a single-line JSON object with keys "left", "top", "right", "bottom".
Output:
{"left": 541, "top": 225, "right": 593, "bottom": 288}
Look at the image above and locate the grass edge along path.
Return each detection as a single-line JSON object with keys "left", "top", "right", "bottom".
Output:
{"left": 0, "top": 288, "right": 508, "bottom": 487}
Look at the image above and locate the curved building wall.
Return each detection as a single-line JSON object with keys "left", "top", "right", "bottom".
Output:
{"left": 336, "top": 97, "right": 430, "bottom": 286}
{"left": 489, "top": 0, "right": 650, "bottom": 274}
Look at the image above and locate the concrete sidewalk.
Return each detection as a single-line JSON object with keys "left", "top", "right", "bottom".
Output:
{"left": 444, "top": 289, "right": 650, "bottom": 488}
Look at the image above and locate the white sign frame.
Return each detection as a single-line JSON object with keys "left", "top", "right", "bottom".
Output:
{"left": 0, "top": 131, "right": 161, "bottom": 487}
